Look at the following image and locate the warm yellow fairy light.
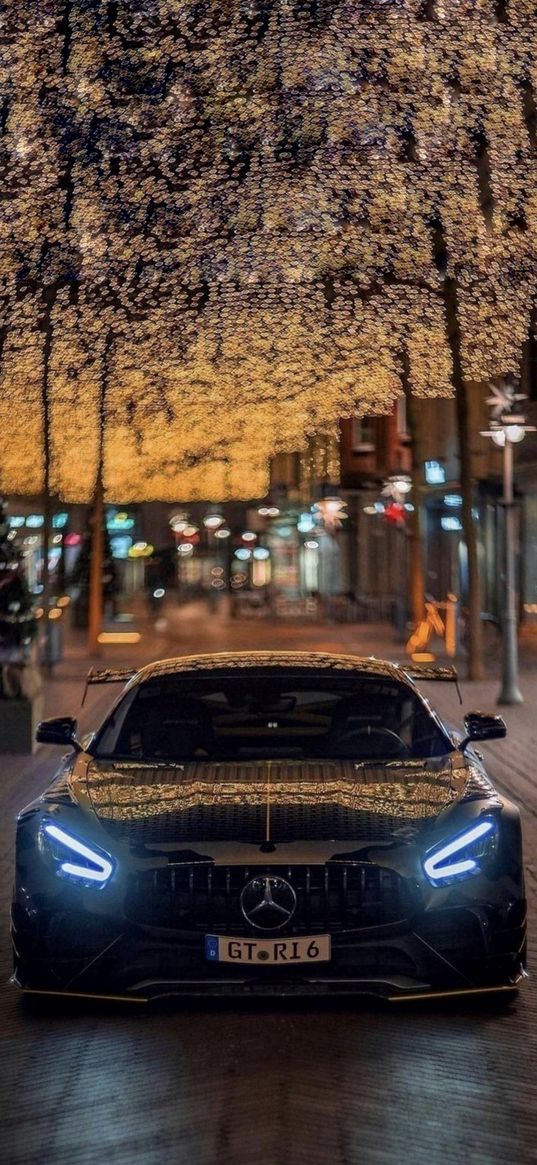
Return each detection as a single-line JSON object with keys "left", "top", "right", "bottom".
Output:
{"left": 1, "top": 2, "right": 537, "bottom": 502}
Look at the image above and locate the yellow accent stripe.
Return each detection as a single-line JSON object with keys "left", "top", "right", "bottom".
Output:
{"left": 266, "top": 759, "right": 271, "bottom": 844}
{"left": 21, "top": 988, "right": 148, "bottom": 1004}
{"left": 388, "top": 982, "right": 522, "bottom": 1003}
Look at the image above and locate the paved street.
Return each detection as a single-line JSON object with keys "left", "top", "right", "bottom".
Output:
{"left": 1, "top": 603, "right": 536, "bottom": 1165}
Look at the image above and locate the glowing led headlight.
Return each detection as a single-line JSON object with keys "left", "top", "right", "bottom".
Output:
{"left": 423, "top": 820, "right": 496, "bottom": 885}
{"left": 42, "top": 823, "right": 114, "bottom": 886}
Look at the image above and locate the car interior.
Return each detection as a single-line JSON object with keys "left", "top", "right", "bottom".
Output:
{"left": 96, "top": 676, "right": 452, "bottom": 762}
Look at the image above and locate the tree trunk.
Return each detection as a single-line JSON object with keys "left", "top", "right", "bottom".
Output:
{"left": 444, "top": 277, "right": 484, "bottom": 680}
{"left": 87, "top": 331, "right": 112, "bottom": 656}
{"left": 41, "top": 493, "right": 53, "bottom": 672}
{"left": 87, "top": 476, "right": 104, "bottom": 656}
{"left": 39, "top": 288, "right": 55, "bottom": 675}
{"left": 401, "top": 348, "right": 426, "bottom": 626}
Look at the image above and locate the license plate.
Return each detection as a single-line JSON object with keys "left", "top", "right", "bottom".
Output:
{"left": 205, "top": 934, "right": 331, "bottom": 965}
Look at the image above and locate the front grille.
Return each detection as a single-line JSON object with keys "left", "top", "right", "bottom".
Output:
{"left": 125, "top": 863, "right": 414, "bottom": 934}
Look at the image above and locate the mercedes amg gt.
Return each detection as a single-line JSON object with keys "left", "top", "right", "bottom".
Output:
{"left": 11, "top": 652, "right": 526, "bottom": 1003}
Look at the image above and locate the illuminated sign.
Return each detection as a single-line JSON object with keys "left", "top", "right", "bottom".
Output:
{"left": 424, "top": 460, "right": 446, "bottom": 485}
{"left": 107, "top": 509, "right": 135, "bottom": 532}
{"left": 110, "top": 535, "right": 133, "bottom": 559}
{"left": 297, "top": 512, "right": 315, "bottom": 533}
{"left": 129, "top": 541, "right": 154, "bottom": 558}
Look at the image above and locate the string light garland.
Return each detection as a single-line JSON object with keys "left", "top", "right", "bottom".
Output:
{"left": 1, "top": 1, "right": 537, "bottom": 502}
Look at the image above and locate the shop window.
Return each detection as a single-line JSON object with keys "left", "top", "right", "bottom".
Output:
{"left": 351, "top": 418, "right": 375, "bottom": 452}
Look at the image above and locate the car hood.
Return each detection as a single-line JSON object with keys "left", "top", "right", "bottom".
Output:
{"left": 72, "top": 754, "right": 494, "bottom": 849}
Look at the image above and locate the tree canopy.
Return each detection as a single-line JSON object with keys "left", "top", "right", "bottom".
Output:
{"left": 1, "top": 0, "right": 536, "bottom": 501}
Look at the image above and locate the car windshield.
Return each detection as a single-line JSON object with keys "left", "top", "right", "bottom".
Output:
{"left": 94, "top": 673, "right": 452, "bottom": 763}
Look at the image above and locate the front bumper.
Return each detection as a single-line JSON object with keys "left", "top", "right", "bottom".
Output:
{"left": 11, "top": 902, "right": 527, "bottom": 1002}
{"left": 13, "top": 795, "right": 527, "bottom": 1003}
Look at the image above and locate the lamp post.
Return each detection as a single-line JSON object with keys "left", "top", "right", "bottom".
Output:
{"left": 380, "top": 473, "right": 418, "bottom": 634}
{"left": 481, "top": 381, "right": 535, "bottom": 705}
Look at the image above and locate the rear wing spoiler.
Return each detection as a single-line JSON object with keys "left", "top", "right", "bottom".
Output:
{"left": 82, "top": 666, "right": 138, "bottom": 705}
{"left": 80, "top": 660, "right": 462, "bottom": 705}
{"left": 401, "top": 663, "right": 462, "bottom": 703}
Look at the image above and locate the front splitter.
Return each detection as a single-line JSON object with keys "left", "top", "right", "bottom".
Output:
{"left": 13, "top": 969, "right": 526, "bottom": 1005}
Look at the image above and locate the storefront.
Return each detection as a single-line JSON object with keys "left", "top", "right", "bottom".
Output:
{"left": 5, "top": 502, "right": 140, "bottom": 598}
{"left": 6, "top": 507, "right": 72, "bottom": 594}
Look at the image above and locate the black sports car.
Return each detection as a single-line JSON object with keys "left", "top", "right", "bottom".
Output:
{"left": 12, "top": 652, "right": 526, "bottom": 1003}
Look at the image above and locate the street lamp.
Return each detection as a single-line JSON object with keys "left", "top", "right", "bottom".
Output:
{"left": 311, "top": 494, "right": 348, "bottom": 530}
{"left": 382, "top": 472, "right": 412, "bottom": 501}
{"left": 481, "top": 381, "right": 536, "bottom": 705}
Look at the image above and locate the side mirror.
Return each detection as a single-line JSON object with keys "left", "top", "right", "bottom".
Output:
{"left": 36, "top": 716, "right": 82, "bottom": 751}
{"left": 460, "top": 711, "right": 507, "bottom": 751}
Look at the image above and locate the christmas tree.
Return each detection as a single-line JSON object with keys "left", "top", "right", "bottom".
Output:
{"left": 0, "top": 499, "right": 37, "bottom": 658}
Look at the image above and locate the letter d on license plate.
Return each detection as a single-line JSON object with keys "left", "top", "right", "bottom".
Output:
{"left": 205, "top": 934, "right": 331, "bottom": 964}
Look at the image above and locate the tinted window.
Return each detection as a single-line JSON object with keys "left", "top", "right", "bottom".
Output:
{"left": 95, "top": 674, "right": 452, "bottom": 763}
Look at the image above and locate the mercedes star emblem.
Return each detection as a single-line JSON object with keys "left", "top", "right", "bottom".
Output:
{"left": 240, "top": 875, "right": 297, "bottom": 930}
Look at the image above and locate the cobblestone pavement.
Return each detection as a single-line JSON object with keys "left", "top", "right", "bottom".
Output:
{"left": 1, "top": 600, "right": 536, "bottom": 1165}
